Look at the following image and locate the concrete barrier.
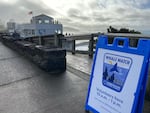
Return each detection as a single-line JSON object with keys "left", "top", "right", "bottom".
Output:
{"left": 1, "top": 37, "right": 66, "bottom": 73}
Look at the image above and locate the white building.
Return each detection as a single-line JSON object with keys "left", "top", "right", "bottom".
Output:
{"left": 7, "top": 20, "right": 16, "bottom": 33}
{"left": 16, "top": 14, "right": 63, "bottom": 38}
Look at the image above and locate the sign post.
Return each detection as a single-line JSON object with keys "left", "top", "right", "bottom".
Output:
{"left": 85, "top": 35, "right": 150, "bottom": 113}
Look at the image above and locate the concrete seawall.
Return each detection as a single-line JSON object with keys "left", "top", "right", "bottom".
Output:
{"left": 1, "top": 37, "right": 66, "bottom": 73}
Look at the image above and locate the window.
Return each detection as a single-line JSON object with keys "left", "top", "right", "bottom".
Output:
{"left": 44, "top": 20, "right": 49, "bottom": 24}
{"left": 38, "top": 19, "right": 42, "bottom": 24}
{"left": 39, "top": 29, "right": 46, "bottom": 35}
{"left": 23, "top": 29, "right": 28, "bottom": 36}
{"left": 58, "top": 30, "right": 62, "bottom": 34}
{"left": 23, "top": 29, "right": 33, "bottom": 36}
{"left": 55, "top": 29, "right": 58, "bottom": 33}
{"left": 32, "top": 30, "right": 35, "bottom": 35}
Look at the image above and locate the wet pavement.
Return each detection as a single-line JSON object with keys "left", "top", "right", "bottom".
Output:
{"left": 67, "top": 53, "right": 93, "bottom": 81}
{"left": 0, "top": 41, "right": 150, "bottom": 113}
{"left": 0, "top": 42, "right": 88, "bottom": 113}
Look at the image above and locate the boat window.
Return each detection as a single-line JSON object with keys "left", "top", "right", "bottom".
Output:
{"left": 32, "top": 30, "right": 35, "bottom": 35}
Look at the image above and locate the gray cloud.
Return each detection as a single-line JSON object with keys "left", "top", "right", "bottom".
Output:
{"left": 67, "top": 8, "right": 80, "bottom": 16}
{"left": 63, "top": 20, "right": 109, "bottom": 34}
{"left": 0, "top": 0, "right": 59, "bottom": 23}
{"left": 125, "top": 12, "right": 150, "bottom": 20}
{"left": 59, "top": 18, "right": 72, "bottom": 24}
{"left": 17, "top": 0, "right": 58, "bottom": 15}
{"left": 88, "top": 0, "right": 100, "bottom": 9}
{"left": 67, "top": 8, "right": 91, "bottom": 21}
{"left": 0, "top": 0, "right": 150, "bottom": 34}
{"left": 69, "top": 14, "right": 90, "bottom": 21}
{"left": 64, "top": 0, "right": 150, "bottom": 34}
{"left": 63, "top": 26, "right": 80, "bottom": 33}
{"left": 115, "top": 7, "right": 126, "bottom": 14}
{"left": 95, "top": 17, "right": 112, "bottom": 22}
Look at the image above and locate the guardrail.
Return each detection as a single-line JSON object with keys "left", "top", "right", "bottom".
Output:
{"left": 62, "top": 33, "right": 150, "bottom": 57}
{"left": 62, "top": 33, "right": 98, "bottom": 57}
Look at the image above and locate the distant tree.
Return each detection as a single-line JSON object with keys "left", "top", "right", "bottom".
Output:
{"left": 108, "top": 26, "right": 118, "bottom": 33}
{"left": 107, "top": 26, "right": 141, "bottom": 34}
{"left": 119, "top": 28, "right": 129, "bottom": 33}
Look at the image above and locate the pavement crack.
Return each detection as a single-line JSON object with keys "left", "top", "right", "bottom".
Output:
{"left": 0, "top": 75, "right": 38, "bottom": 88}
{"left": 0, "top": 56, "right": 21, "bottom": 61}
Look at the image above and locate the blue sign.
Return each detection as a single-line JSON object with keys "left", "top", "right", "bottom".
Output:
{"left": 85, "top": 35, "right": 150, "bottom": 113}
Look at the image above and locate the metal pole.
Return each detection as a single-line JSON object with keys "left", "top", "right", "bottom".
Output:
{"left": 72, "top": 40, "right": 75, "bottom": 54}
{"left": 88, "top": 35, "right": 94, "bottom": 57}
{"left": 38, "top": 36, "right": 42, "bottom": 45}
{"left": 54, "top": 33, "right": 58, "bottom": 47}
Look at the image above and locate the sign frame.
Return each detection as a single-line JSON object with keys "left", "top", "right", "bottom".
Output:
{"left": 85, "top": 35, "right": 150, "bottom": 113}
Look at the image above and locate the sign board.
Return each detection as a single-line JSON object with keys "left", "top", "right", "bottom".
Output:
{"left": 85, "top": 35, "right": 150, "bottom": 113}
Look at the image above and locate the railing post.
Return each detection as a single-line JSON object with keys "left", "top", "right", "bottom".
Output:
{"left": 89, "top": 34, "right": 94, "bottom": 57}
{"left": 57, "top": 35, "right": 62, "bottom": 48}
{"left": 72, "top": 39, "right": 75, "bottom": 54}
{"left": 29, "top": 37, "right": 33, "bottom": 43}
{"left": 41, "top": 37, "right": 45, "bottom": 45}
{"left": 38, "top": 36, "right": 42, "bottom": 45}
{"left": 54, "top": 34, "right": 59, "bottom": 47}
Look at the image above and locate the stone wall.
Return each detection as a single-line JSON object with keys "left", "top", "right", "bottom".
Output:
{"left": 1, "top": 37, "right": 66, "bottom": 73}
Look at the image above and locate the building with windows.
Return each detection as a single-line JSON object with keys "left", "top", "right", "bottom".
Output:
{"left": 15, "top": 14, "right": 63, "bottom": 38}
{"left": 7, "top": 20, "right": 16, "bottom": 33}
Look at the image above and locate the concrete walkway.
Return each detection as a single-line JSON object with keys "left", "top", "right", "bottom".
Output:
{"left": 67, "top": 53, "right": 93, "bottom": 81}
{"left": 0, "top": 42, "right": 88, "bottom": 113}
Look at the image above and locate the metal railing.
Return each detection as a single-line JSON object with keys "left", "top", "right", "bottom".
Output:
{"left": 62, "top": 33, "right": 150, "bottom": 57}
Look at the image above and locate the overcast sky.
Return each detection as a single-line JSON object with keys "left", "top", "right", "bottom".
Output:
{"left": 0, "top": 0, "right": 150, "bottom": 34}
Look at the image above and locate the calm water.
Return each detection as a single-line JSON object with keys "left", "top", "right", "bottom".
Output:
{"left": 76, "top": 40, "right": 88, "bottom": 51}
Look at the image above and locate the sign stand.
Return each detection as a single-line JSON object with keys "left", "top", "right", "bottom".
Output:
{"left": 85, "top": 35, "right": 150, "bottom": 113}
